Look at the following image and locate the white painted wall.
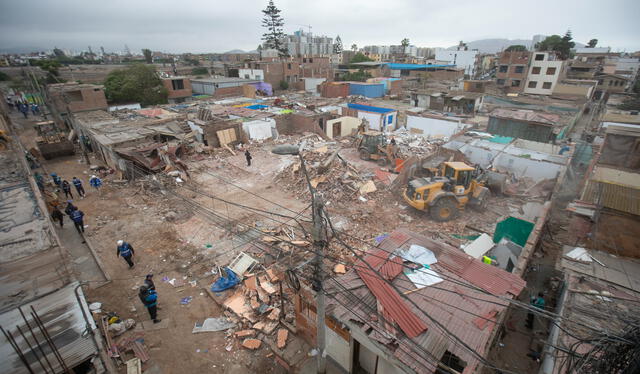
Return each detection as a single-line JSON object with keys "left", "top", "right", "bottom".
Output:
{"left": 358, "top": 111, "right": 383, "bottom": 131}
{"left": 326, "top": 116, "right": 361, "bottom": 138}
{"left": 325, "top": 328, "right": 351, "bottom": 371}
{"left": 238, "top": 68, "right": 264, "bottom": 81}
{"left": 524, "top": 53, "right": 564, "bottom": 95}
{"left": 435, "top": 49, "right": 478, "bottom": 76}
{"left": 446, "top": 138, "right": 566, "bottom": 181}
{"left": 407, "top": 115, "right": 468, "bottom": 139}
{"left": 303, "top": 78, "right": 326, "bottom": 92}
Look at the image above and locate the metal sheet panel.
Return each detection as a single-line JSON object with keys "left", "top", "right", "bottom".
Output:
{"left": 0, "top": 282, "right": 98, "bottom": 374}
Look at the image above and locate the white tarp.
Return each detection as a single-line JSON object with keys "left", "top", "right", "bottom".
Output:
{"left": 396, "top": 244, "right": 437, "bottom": 265}
{"left": 404, "top": 266, "right": 443, "bottom": 288}
{"left": 463, "top": 233, "right": 495, "bottom": 259}
{"left": 242, "top": 119, "right": 273, "bottom": 140}
{"left": 565, "top": 247, "right": 592, "bottom": 262}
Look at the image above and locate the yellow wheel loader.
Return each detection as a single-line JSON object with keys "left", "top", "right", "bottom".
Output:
{"left": 402, "top": 161, "right": 497, "bottom": 222}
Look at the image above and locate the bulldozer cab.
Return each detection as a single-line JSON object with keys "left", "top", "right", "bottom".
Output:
{"left": 442, "top": 162, "right": 475, "bottom": 194}
{"left": 359, "top": 131, "right": 386, "bottom": 153}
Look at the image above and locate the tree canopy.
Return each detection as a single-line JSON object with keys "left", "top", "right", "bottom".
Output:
{"left": 104, "top": 64, "right": 167, "bottom": 106}
{"left": 350, "top": 53, "right": 374, "bottom": 64}
{"left": 587, "top": 39, "right": 598, "bottom": 48}
{"left": 261, "top": 0, "right": 287, "bottom": 56}
{"left": 338, "top": 69, "right": 372, "bottom": 82}
{"left": 536, "top": 31, "right": 575, "bottom": 59}
{"left": 142, "top": 49, "right": 152, "bottom": 63}
{"left": 401, "top": 38, "right": 410, "bottom": 47}
{"left": 505, "top": 45, "right": 527, "bottom": 52}
{"left": 191, "top": 67, "right": 208, "bottom": 75}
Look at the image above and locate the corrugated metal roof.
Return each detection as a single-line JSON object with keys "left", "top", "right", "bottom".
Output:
{"left": 582, "top": 179, "right": 640, "bottom": 216}
{"left": 489, "top": 108, "right": 560, "bottom": 126}
{"left": 0, "top": 282, "right": 98, "bottom": 374}
{"left": 326, "top": 229, "right": 526, "bottom": 373}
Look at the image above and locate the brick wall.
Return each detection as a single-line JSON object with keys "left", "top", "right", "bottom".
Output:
{"left": 201, "top": 119, "right": 245, "bottom": 147}
{"left": 212, "top": 85, "right": 244, "bottom": 98}
{"left": 320, "top": 82, "right": 349, "bottom": 98}
{"left": 275, "top": 113, "right": 331, "bottom": 138}
{"left": 162, "top": 78, "right": 193, "bottom": 99}
{"left": 50, "top": 86, "right": 109, "bottom": 113}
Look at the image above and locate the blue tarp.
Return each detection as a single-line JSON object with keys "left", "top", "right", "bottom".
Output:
{"left": 247, "top": 104, "right": 268, "bottom": 110}
{"left": 210, "top": 268, "right": 240, "bottom": 292}
{"left": 386, "top": 63, "right": 456, "bottom": 70}
{"left": 349, "top": 83, "right": 385, "bottom": 98}
{"left": 347, "top": 103, "right": 395, "bottom": 113}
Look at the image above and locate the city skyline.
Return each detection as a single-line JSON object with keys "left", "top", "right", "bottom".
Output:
{"left": 0, "top": 0, "right": 638, "bottom": 54}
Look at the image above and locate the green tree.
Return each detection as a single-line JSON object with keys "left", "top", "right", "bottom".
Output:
{"left": 334, "top": 35, "right": 343, "bottom": 54}
{"left": 588, "top": 38, "right": 598, "bottom": 48}
{"left": 279, "top": 80, "right": 289, "bottom": 90}
{"left": 0, "top": 71, "right": 8, "bottom": 81}
{"left": 142, "top": 49, "right": 152, "bottom": 63}
{"left": 53, "top": 47, "right": 65, "bottom": 57}
{"left": 261, "top": 0, "right": 287, "bottom": 56}
{"left": 536, "top": 31, "right": 574, "bottom": 59}
{"left": 339, "top": 69, "right": 372, "bottom": 82}
{"left": 351, "top": 44, "right": 357, "bottom": 52}
{"left": 505, "top": 45, "right": 527, "bottom": 52}
{"left": 104, "top": 64, "right": 168, "bottom": 106}
{"left": 192, "top": 67, "right": 208, "bottom": 75}
{"left": 350, "top": 53, "right": 374, "bottom": 64}
{"left": 401, "top": 38, "right": 410, "bottom": 48}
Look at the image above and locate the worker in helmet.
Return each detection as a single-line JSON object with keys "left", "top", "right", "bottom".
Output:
{"left": 116, "top": 240, "right": 135, "bottom": 268}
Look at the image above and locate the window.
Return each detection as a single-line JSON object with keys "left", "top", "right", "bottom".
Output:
{"left": 532, "top": 67, "right": 541, "bottom": 74}
{"left": 598, "top": 79, "right": 604, "bottom": 85}
{"left": 542, "top": 82, "right": 552, "bottom": 89}
{"left": 387, "top": 114, "right": 394, "bottom": 124}
{"left": 528, "top": 81, "right": 537, "bottom": 88}
{"left": 608, "top": 80, "right": 613, "bottom": 86}
{"left": 171, "top": 79, "right": 184, "bottom": 90}
{"left": 438, "top": 351, "right": 466, "bottom": 374}
{"left": 511, "top": 79, "right": 521, "bottom": 87}
{"left": 302, "top": 58, "right": 307, "bottom": 63}
{"left": 255, "top": 75, "right": 262, "bottom": 80}
{"left": 497, "top": 79, "right": 506, "bottom": 86}
{"left": 309, "top": 58, "right": 313, "bottom": 63}
{"left": 514, "top": 66, "right": 524, "bottom": 74}
{"left": 244, "top": 74, "right": 250, "bottom": 79}
{"left": 546, "top": 67, "right": 557, "bottom": 75}
{"left": 287, "top": 63, "right": 291, "bottom": 69}
{"left": 67, "top": 90, "right": 83, "bottom": 102}
{"left": 499, "top": 65, "right": 508, "bottom": 73}
{"left": 535, "top": 54, "right": 545, "bottom": 61}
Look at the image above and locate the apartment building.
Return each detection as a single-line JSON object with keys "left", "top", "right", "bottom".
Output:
{"left": 495, "top": 51, "right": 531, "bottom": 93}
{"left": 524, "top": 52, "right": 564, "bottom": 95}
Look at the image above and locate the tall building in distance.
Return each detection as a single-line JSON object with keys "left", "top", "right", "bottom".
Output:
{"left": 277, "top": 29, "right": 335, "bottom": 57}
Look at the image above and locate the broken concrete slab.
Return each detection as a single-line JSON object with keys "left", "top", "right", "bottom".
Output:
{"left": 333, "top": 264, "right": 346, "bottom": 274}
{"left": 277, "top": 329, "right": 288, "bottom": 349}
{"left": 242, "top": 338, "right": 262, "bottom": 350}
{"left": 224, "top": 292, "right": 257, "bottom": 323}
{"left": 359, "top": 180, "right": 377, "bottom": 194}
{"left": 235, "top": 329, "right": 256, "bottom": 338}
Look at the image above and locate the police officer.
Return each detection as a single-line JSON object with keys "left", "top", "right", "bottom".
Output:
{"left": 72, "top": 177, "right": 86, "bottom": 198}
{"left": 70, "top": 208, "right": 86, "bottom": 243}
{"left": 116, "top": 240, "right": 135, "bottom": 268}
{"left": 139, "top": 285, "right": 161, "bottom": 323}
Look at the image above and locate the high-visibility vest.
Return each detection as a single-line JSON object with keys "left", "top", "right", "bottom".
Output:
{"left": 482, "top": 256, "right": 492, "bottom": 265}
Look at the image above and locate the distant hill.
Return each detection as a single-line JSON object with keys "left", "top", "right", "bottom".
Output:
{"left": 448, "top": 38, "right": 585, "bottom": 53}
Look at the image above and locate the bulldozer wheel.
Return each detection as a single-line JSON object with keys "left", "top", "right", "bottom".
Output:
{"left": 430, "top": 198, "right": 458, "bottom": 222}
{"left": 359, "top": 149, "right": 370, "bottom": 160}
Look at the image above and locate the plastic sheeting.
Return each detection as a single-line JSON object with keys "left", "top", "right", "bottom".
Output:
{"left": 493, "top": 216, "right": 534, "bottom": 247}
{"left": 242, "top": 119, "right": 274, "bottom": 140}
{"left": 210, "top": 268, "right": 240, "bottom": 292}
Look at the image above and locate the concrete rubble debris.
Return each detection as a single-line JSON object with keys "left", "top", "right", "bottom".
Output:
{"left": 192, "top": 317, "right": 236, "bottom": 333}
{"left": 277, "top": 329, "right": 288, "bottom": 349}
{"left": 242, "top": 339, "right": 262, "bottom": 350}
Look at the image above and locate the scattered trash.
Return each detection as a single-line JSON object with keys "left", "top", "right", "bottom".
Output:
{"left": 180, "top": 296, "right": 193, "bottom": 305}
{"left": 192, "top": 317, "right": 236, "bottom": 333}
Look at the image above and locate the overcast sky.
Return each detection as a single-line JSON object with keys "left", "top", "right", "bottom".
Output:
{"left": 0, "top": 0, "right": 638, "bottom": 53}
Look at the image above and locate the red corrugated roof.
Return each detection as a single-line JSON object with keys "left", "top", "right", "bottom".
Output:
{"left": 356, "top": 258, "right": 428, "bottom": 338}
{"left": 327, "top": 229, "right": 527, "bottom": 373}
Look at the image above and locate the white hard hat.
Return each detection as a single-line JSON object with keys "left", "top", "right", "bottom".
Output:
{"left": 91, "top": 175, "right": 97, "bottom": 179}
{"left": 117, "top": 240, "right": 124, "bottom": 246}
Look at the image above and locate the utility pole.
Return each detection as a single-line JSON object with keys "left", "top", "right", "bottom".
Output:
{"left": 272, "top": 144, "right": 327, "bottom": 374}
{"left": 298, "top": 152, "right": 327, "bottom": 374}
